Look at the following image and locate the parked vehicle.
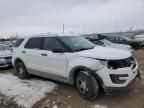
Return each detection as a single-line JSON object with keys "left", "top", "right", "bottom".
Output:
{"left": 12, "top": 34, "right": 139, "bottom": 100}
{"left": 92, "top": 39, "right": 133, "bottom": 52}
{"left": 0, "top": 44, "right": 12, "bottom": 68}
{"left": 135, "top": 34, "right": 144, "bottom": 41}
{"left": 106, "top": 36, "right": 144, "bottom": 49}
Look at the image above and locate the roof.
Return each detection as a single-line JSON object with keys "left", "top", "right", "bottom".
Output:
{"left": 22, "top": 33, "right": 79, "bottom": 38}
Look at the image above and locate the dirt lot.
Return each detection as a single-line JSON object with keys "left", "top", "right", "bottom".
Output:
{"left": 0, "top": 49, "right": 144, "bottom": 108}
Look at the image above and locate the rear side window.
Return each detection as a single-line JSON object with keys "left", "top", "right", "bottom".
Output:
{"left": 13, "top": 39, "right": 24, "bottom": 47}
{"left": 43, "top": 37, "right": 64, "bottom": 50}
{"left": 25, "top": 37, "right": 43, "bottom": 49}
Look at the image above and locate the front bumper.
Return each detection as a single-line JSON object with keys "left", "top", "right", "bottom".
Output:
{"left": 139, "top": 43, "right": 144, "bottom": 48}
{"left": 104, "top": 73, "right": 138, "bottom": 95}
{"left": 96, "top": 61, "right": 139, "bottom": 95}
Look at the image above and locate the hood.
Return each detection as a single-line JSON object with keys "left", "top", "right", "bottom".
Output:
{"left": 76, "top": 46, "right": 131, "bottom": 60}
{"left": 0, "top": 50, "right": 12, "bottom": 57}
{"left": 110, "top": 43, "right": 131, "bottom": 50}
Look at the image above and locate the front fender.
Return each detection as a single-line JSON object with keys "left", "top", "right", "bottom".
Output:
{"left": 67, "top": 57, "right": 103, "bottom": 84}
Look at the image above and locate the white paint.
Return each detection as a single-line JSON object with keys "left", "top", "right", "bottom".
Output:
{"left": 100, "top": 39, "right": 132, "bottom": 51}
{"left": 0, "top": 73, "right": 57, "bottom": 108}
{"left": 0, "top": 50, "right": 11, "bottom": 57}
{"left": 0, "top": 44, "right": 11, "bottom": 57}
{"left": 77, "top": 46, "right": 131, "bottom": 60}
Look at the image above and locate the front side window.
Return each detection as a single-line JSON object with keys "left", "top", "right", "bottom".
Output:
{"left": 43, "top": 37, "right": 64, "bottom": 50}
{"left": 25, "top": 37, "right": 43, "bottom": 49}
{"left": 59, "top": 36, "right": 95, "bottom": 51}
{"left": 119, "top": 37, "right": 125, "bottom": 41}
{"left": 107, "top": 37, "right": 114, "bottom": 41}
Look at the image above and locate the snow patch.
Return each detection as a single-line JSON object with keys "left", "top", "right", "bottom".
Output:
{"left": 0, "top": 73, "right": 57, "bottom": 108}
{"left": 53, "top": 105, "right": 58, "bottom": 108}
{"left": 90, "top": 104, "right": 108, "bottom": 108}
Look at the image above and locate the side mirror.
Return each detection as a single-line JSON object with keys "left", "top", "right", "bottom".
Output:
{"left": 52, "top": 47, "right": 66, "bottom": 53}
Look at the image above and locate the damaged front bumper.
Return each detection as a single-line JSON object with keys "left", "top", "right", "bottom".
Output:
{"left": 104, "top": 71, "right": 139, "bottom": 95}
{"left": 95, "top": 61, "right": 139, "bottom": 95}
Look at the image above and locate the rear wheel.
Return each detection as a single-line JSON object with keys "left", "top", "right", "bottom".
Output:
{"left": 15, "top": 62, "right": 29, "bottom": 79}
{"left": 76, "top": 71, "right": 99, "bottom": 100}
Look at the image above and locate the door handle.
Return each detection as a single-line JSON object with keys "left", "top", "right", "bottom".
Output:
{"left": 22, "top": 51, "right": 26, "bottom": 53}
{"left": 41, "top": 53, "right": 47, "bottom": 56}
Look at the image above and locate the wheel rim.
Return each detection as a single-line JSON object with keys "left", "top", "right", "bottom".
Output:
{"left": 77, "top": 78, "right": 89, "bottom": 94}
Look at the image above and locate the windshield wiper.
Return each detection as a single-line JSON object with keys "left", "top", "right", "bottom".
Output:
{"left": 74, "top": 47, "right": 94, "bottom": 52}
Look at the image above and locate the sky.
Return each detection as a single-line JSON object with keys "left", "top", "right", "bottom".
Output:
{"left": 0, "top": 0, "right": 144, "bottom": 37}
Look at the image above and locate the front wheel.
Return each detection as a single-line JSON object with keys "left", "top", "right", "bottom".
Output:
{"left": 76, "top": 71, "right": 99, "bottom": 100}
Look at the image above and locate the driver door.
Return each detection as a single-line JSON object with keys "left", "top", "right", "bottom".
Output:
{"left": 40, "top": 37, "right": 68, "bottom": 77}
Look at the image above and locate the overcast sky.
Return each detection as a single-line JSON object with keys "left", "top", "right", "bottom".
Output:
{"left": 0, "top": 0, "right": 144, "bottom": 37}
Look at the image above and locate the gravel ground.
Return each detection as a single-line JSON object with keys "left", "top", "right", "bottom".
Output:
{"left": 0, "top": 49, "right": 144, "bottom": 108}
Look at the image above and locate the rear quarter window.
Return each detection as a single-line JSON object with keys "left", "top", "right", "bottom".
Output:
{"left": 13, "top": 39, "right": 24, "bottom": 47}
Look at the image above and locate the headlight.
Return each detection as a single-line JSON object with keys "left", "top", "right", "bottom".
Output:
{"left": 100, "top": 60, "right": 120, "bottom": 69}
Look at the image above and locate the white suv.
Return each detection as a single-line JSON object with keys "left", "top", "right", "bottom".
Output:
{"left": 12, "top": 34, "right": 139, "bottom": 100}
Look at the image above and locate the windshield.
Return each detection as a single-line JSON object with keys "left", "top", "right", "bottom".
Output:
{"left": 122, "top": 37, "right": 132, "bottom": 40}
{"left": 0, "top": 45, "right": 11, "bottom": 51}
{"left": 101, "top": 39, "right": 112, "bottom": 46}
{"left": 59, "top": 36, "right": 95, "bottom": 51}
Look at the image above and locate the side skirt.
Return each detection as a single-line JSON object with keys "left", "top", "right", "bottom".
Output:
{"left": 27, "top": 68, "right": 70, "bottom": 84}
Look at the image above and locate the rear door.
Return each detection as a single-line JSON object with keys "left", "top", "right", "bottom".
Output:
{"left": 22, "top": 37, "right": 45, "bottom": 72}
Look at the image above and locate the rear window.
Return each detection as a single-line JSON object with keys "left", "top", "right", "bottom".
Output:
{"left": 13, "top": 39, "right": 24, "bottom": 47}
{"left": 25, "top": 37, "right": 43, "bottom": 49}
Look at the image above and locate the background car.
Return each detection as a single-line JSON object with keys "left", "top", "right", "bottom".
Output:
{"left": 93, "top": 39, "right": 133, "bottom": 52}
{"left": 0, "top": 44, "right": 12, "bottom": 68}
{"left": 106, "top": 36, "right": 144, "bottom": 49}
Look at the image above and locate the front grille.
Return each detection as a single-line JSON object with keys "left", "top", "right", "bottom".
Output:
{"left": 4, "top": 56, "right": 12, "bottom": 60}
{"left": 108, "top": 57, "right": 136, "bottom": 69}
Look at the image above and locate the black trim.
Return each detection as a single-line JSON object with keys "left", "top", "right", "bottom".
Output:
{"left": 68, "top": 66, "right": 104, "bottom": 85}
{"left": 14, "top": 58, "right": 25, "bottom": 67}
{"left": 110, "top": 74, "right": 128, "bottom": 84}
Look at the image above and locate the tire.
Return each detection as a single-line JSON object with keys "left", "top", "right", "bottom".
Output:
{"left": 15, "top": 62, "right": 29, "bottom": 79}
{"left": 131, "top": 44, "right": 139, "bottom": 50}
{"left": 76, "top": 71, "right": 99, "bottom": 100}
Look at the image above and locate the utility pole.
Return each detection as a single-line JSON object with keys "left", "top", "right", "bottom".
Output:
{"left": 16, "top": 32, "right": 18, "bottom": 37}
{"left": 129, "top": 26, "right": 134, "bottom": 32}
{"left": 63, "top": 24, "right": 65, "bottom": 34}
